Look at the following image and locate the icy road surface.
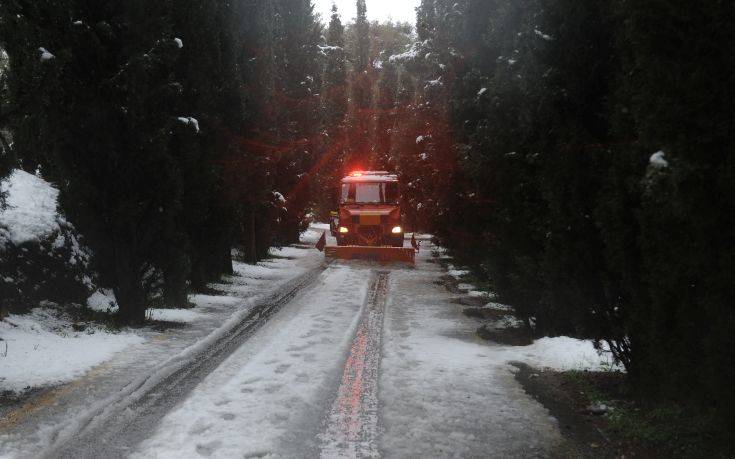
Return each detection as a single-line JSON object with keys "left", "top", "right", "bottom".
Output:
{"left": 132, "top": 242, "right": 563, "bottom": 458}
{"left": 2, "top": 233, "right": 568, "bottom": 458}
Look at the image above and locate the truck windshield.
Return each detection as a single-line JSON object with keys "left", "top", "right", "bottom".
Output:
{"left": 341, "top": 182, "right": 398, "bottom": 204}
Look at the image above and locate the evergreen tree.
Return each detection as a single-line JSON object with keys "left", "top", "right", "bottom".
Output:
{"left": 270, "top": 0, "right": 322, "bottom": 243}
{"left": 344, "top": 0, "right": 372, "bottom": 169}
{"left": 2, "top": 0, "right": 185, "bottom": 323}
{"left": 312, "top": 3, "right": 348, "bottom": 218}
{"left": 168, "top": 0, "right": 243, "bottom": 293}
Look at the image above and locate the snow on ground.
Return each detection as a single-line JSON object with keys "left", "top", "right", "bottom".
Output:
{"left": 502, "top": 336, "right": 619, "bottom": 371}
{"left": 457, "top": 282, "right": 476, "bottom": 291}
{"left": 0, "top": 169, "right": 60, "bottom": 245}
{"left": 468, "top": 289, "right": 494, "bottom": 299}
{"left": 446, "top": 263, "right": 469, "bottom": 279}
{"left": 0, "top": 309, "right": 143, "bottom": 393}
{"left": 0, "top": 241, "right": 324, "bottom": 458}
{"left": 133, "top": 264, "right": 372, "bottom": 459}
{"left": 146, "top": 308, "right": 202, "bottom": 323}
{"left": 379, "top": 250, "right": 565, "bottom": 457}
{"left": 442, "top": 259, "right": 616, "bottom": 371}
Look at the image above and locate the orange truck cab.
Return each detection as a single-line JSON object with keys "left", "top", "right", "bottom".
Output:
{"left": 331, "top": 171, "right": 404, "bottom": 248}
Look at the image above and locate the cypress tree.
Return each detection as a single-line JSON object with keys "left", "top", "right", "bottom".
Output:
{"left": 345, "top": 0, "right": 372, "bottom": 169}
{"left": 312, "top": 3, "right": 348, "bottom": 219}
{"left": 2, "top": 0, "right": 184, "bottom": 323}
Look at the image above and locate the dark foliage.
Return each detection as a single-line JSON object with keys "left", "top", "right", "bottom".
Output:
{"left": 384, "top": 0, "right": 735, "bottom": 439}
{"left": 0, "top": 0, "right": 323, "bottom": 322}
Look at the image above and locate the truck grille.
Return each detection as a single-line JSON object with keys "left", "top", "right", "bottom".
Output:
{"left": 357, "top": 225, "right": 383, "bottom": 245}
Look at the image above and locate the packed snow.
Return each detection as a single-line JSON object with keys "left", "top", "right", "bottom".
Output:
{"left": 0, "top": 169, "right": 60, "bottom": 245}
{"left": 380, "top": 250, "right": 564, "bottom": 456}
{"left": 132, "top": 265, "right": 372, "bottom": 458}
{"left": 0, "top": 308, "right": 143, "bottom": 393}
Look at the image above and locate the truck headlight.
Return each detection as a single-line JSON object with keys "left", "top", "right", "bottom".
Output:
{"left": 339, "top": 226, "right": 349, "bottom": 234}
{"left": 391, "top": 226, "right": 402, "bottom": 234}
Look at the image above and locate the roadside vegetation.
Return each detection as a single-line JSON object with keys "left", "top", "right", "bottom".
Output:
{"left": 384, "top": 1, "right": 735, "bottom": 453}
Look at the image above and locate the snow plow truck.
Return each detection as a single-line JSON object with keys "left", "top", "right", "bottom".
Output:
{"left": 321, "top": 171, "right": 416, "bottom": 263}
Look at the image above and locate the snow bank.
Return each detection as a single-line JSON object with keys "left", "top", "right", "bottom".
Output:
{"left": 0, "top": 309, "right": 143, "bottom": 393}
{"left": 504, "top": 336, "right": 619, "bottom": 371}
{"left": 0, "top": 169, "right": 60, "bottom": 245}
{"left": 146, "top": 308, "right": 202, "bottom": 323}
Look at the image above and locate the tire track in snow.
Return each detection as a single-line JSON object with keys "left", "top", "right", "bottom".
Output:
{"left": 43, "top": 265, "right": 326, "bottom": 459}
{"left": 319, "top": 271, "right": 389, "bottom": 458}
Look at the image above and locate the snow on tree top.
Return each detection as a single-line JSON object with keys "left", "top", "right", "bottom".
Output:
{"left": 174, "top": 38, "right": 183, "bottom": 49}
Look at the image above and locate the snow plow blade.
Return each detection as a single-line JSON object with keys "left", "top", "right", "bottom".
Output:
{"left": 325, "top": 245, "right": 415, "bottom": 264}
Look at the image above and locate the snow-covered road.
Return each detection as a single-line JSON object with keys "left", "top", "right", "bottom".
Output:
{"left": 1, "top": 233, "right": 588, "bottom": 458}
{"left": 130, "top": 242, "right": 565, "bottom": 458}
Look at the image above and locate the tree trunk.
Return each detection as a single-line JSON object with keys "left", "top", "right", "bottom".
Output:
{"left": 247, "top": 207, "right": 257, "bottom": 264}
{"left": 113, "top": 245, "right": 147, "bottom": 325}
{"left": 163, "top": 266, "right": 188, "bottom": 308}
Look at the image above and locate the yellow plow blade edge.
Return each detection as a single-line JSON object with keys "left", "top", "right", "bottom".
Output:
{"left": 325, "top": 246, "right": 415, "bottom": 264}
